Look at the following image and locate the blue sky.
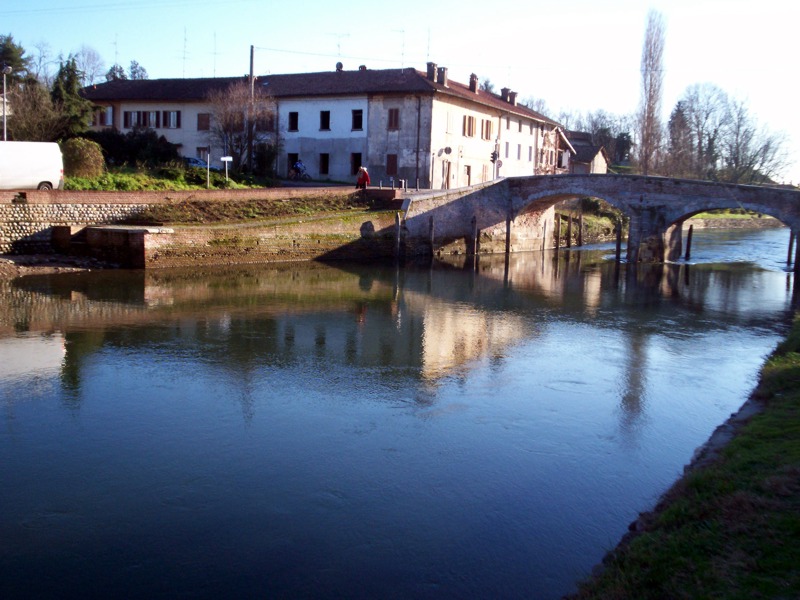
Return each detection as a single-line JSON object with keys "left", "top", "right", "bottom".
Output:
{"left": 4, "top": 0, "right": 799, "bottom": 182}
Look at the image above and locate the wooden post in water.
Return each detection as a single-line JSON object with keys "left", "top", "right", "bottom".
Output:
{"left": 505, "top": 213, "right": 512, "bottom": 255}
{"left": 788, "top": 230, "right": 795, "bottom": 265}
{"left": 794, "top": 232, "right": 800, "bottom": 276}
{"left": 394, "top": 212, "right": 402, "bottom": 258}
{"left": 471, "top": 216, "right": 478, "bottom": 256}
{"left": 555, "top": 213, "right": 561, "bottom": 249}
{"left": 615, "top": 219, "right": 622, "bottom": 262}
{"left": 429, "top": 215, "right": 435, "bottom": 256}
{"left": 541, "top": 221, "right": 547, "bottom": 252}
{"left": 566, "top": 214, "right": 573, "bottom": 248}
{"left": 578, "top": 214, "right": 584, "bottom": 247}
{"left": 684, "top": 224, "right": 694, "bottom": 260}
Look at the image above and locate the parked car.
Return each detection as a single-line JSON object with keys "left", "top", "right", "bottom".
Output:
{"left": 183, "top": 156, "right": 220, "bottom": 171}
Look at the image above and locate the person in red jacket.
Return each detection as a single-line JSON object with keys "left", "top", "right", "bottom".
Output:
{"left": 355, "top": 166, "right": 370, "bottom": 189}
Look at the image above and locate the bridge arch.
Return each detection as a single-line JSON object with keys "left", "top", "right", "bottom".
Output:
{"left": 507, "top": 175, "right": 800, "bottom": 262}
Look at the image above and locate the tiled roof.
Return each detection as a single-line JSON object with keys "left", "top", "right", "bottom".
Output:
{"left": 81, "top": 67, "right": 560, "bottom": 126}
{"left": 572, "top": 144, "right": 607, "bottom": 164}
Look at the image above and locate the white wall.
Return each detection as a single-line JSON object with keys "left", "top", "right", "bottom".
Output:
{"left": 279, "top": 96, "right": 368, "bottom": 181}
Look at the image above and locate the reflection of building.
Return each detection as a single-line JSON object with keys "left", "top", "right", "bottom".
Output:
{"left": 405, "top": 292, "right": 533, "bottom": 379}
{"left": 82, "top": 63, "right": 572, "bottom": 188}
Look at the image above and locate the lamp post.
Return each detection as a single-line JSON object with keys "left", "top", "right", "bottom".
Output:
{"left": 2, "top": 64, "right": 11, "bottom": 141}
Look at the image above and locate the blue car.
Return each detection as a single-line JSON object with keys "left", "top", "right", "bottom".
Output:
{"left": 183, "top": 156, "right": 220, "bottom": 171}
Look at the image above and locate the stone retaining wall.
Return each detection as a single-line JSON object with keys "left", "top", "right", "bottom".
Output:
{"left": 0, "top": 187, "right": 397, "bottom": 255}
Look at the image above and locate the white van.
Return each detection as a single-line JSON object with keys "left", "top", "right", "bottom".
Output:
{"left": 0, "top": 141, "right": 65, "bottom": 190}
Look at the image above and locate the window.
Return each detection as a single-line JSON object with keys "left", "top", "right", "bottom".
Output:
{"left": 162, "top": 110, "right": 180, "bottom": 129}
{"left": 517, "top": 144, "right": 522, "bottom": 160}
{"left": 147, "top": 111, "right": 160, "bottom": 128}
{"left": 529, "top": 123, "right": 534, "bottom": 135}
{"left": 386, "top": 154, "right": 398, "bottom": 176}
{"left": 197, "top": 113, "right": 211, "bottom": 131}
{"left": 95, "top": 106, "right": 113, "bottom": 127}
{"left": 481, "top": 119, "right": 493, "bottom": 141}
{"left": 462, "top": 115, "right": 476, "bottom": 137}
{"left": 288, "top": 111, "right": 299, "bottom": 131}
{"left": 388, "top": 108, "right": 400, "bottom": 130}
{"left": 351, "top": 109, "right": 363, "bottom": 130}
{"left": 123, "top": 111, "right": 140, "bottom": 128}
{"left": 350, "top": 153, "right": 362, "bottom": 175}
{"left": 518, "top": 120, "right": 522, "bottom": 133}
{"left": 319, "top": 153, "right": 330, "bottom": 175}
{"left": 320, "top": 110, "right": 330, "bottom": 131}
{"left": 528, "top": 146, "right": 533, "bottom": 161}
{"left": 506, "top": 116, "right": 510, "bottom": 130}
{"left": 505, "top": 141, "right": 510, "bottom": 158}
{"left": 197, "top": 147, "right": 210, "bottom": 161}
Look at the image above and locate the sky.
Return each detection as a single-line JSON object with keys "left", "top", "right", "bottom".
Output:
{"left": 3, "top": 0, "right": 799, "bottom": 183}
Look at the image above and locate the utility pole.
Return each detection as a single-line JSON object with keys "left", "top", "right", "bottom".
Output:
{"left": 248, "top": 45, "right": 255, "bottom": 172}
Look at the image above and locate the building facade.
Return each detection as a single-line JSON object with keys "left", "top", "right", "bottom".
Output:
{"left": 82, "top": 63, "right": 572, "bottom": 189}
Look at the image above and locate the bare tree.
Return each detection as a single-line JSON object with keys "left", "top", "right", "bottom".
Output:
{"left": 8, "top": 82, "right": 66, "bottom": 141}
{"left": 721, "top": 99, "right": 787, "bottom": 184}
{"left": 29, "top": 41, "right": 56, "bottom": 85}
{"left": 74, "top": 45, "right": 105, "bottom": 86}
{"left": 206, "top": 80, "right": 277, "bottom": 173}
{"left": 636, "top": 10, "right": 666, "bottom": 175}
{"left": 520, "top": 96, "right": 549, "bottom": 115}
{"left": 682, "top": 83, "right": 729, "bottom": 178}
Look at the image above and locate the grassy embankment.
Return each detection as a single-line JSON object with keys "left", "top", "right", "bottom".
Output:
{"left": 569, "top": 316, "right": 800, "bottom": 599}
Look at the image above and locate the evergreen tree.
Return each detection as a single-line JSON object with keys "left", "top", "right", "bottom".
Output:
{"left": 51, "top": 56, "right": 93, "bottom": 137}
{"left": 0, "top": 34, "right": 31, "bottom": 83}
{"left": 129, "top": 60, "right": 148, "bottom": 80}
{"left": 105, "top": 63, "right": 127, "bottom": 81}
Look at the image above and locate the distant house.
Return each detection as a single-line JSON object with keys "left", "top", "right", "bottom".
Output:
{"left": 82, "top": 63, "right": 572, "bottom": 188}
{"left": 566, "top": 131, "right": 609, "bottom": 175}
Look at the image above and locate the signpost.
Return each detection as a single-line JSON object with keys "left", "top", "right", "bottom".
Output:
{"left": 221, "top": 156, "right": 232, "bottom": 181}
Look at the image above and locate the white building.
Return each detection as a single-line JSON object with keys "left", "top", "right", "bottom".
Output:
{"left": 82, "top": 62, "right": 573, "bottom": 189}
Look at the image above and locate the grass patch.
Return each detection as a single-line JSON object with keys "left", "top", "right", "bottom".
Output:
{"left": 569, "top": 314, "right": 800, "bottom": 599}
{"left": 122, "top": 194, "right": 374, "bottom": 226}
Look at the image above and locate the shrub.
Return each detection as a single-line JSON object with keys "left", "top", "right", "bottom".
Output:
{"left": 62, "top": 138, "right": 105, "bottom": 178}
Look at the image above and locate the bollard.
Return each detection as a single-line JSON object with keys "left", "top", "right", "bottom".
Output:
{"left": 788, "top": 230, "right": 795, "bottom": 264}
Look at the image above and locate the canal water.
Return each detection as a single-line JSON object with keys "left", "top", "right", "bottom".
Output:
{"left": 0, "top": 227, "right": 795, "bottom": 599}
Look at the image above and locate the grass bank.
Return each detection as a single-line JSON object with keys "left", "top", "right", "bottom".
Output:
{"left": 569, "top": 316, "right": 800, "bottom": 598}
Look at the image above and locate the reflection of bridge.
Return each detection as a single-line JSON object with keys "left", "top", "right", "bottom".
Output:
{"left": 402, "top": 175, "right": 800, "bottom": 263}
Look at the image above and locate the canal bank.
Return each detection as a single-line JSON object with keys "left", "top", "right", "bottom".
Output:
{"left": 568, "top": 313, "right": 800, "bottom": 598}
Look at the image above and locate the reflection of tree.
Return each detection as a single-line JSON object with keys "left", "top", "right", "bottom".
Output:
{"left": 619, "top": 328, "right": 648, "bottom": 443}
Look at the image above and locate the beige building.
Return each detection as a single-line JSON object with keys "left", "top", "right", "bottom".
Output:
{"left": 82, "top": 62, "right": 573, "bottom": 188}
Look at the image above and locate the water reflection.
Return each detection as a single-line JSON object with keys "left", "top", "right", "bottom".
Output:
{"left": 0, "top": 229, "right": 795, "bottom": 599}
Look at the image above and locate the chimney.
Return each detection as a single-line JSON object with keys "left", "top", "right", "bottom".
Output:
{"left": 426, "top": 62, "right": 437, "bottom": 81}
{"left": 508, "top": 91, "right": 517, "bottom": 105}
{"left": 501, "top": 87, "right": 510, "bottom": 102}
{"left": 469, "top": 73, "right": 478, "bottom": 93}
{"left": 437, "top": 66, "right": 448, "bottom": 86}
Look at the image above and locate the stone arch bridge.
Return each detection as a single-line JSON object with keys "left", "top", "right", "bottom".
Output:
{"left": 401, "top": 174, "right": 800, "bottom": 262}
